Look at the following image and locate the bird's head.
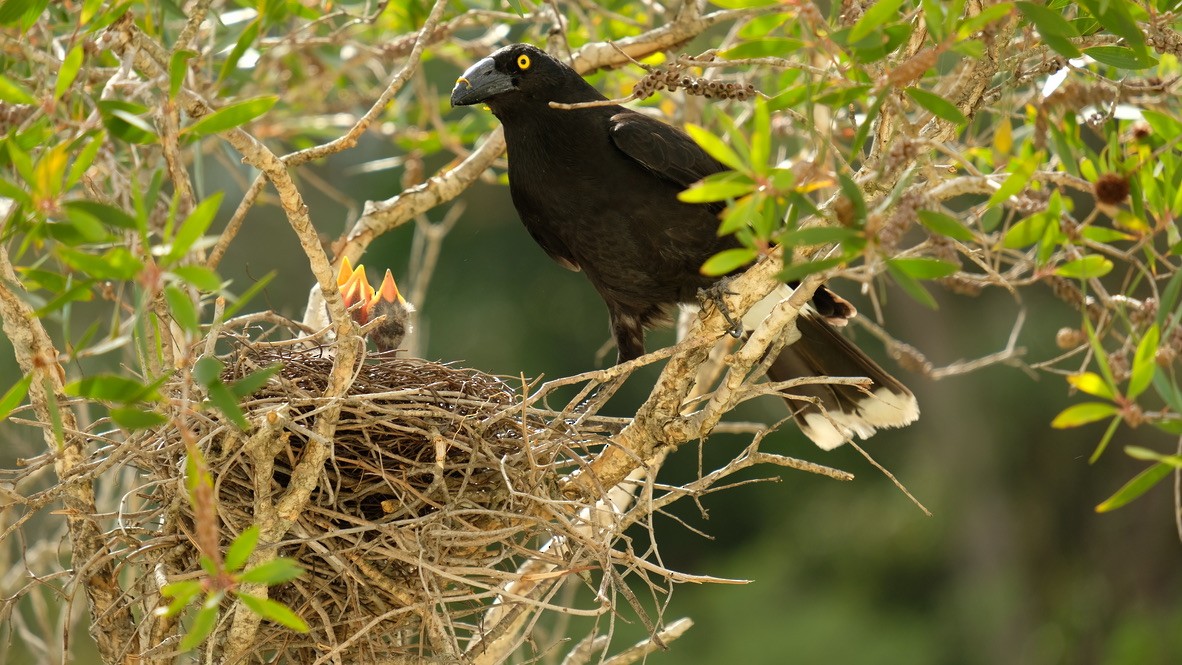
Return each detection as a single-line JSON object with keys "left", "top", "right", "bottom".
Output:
{"left": 450, "top": 44, "right": 597, "bottom": 110}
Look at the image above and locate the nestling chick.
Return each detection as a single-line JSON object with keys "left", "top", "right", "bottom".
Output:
{"left": 336, "top": 258, "right": 414, "bottom": 353}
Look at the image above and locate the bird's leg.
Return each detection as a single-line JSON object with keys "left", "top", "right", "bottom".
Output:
{"left": 698, "top": 278, "right": 743, "bottom": 339}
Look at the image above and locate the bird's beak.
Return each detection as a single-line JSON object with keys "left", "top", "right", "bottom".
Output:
{"left": 371, "top": 269, "right": 405, "bottom": 308}
{"left": 450, "top": 57, "right": 513, "bottom": 107}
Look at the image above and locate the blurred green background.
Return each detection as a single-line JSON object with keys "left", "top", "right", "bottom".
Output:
{"left": 2, "top": 99, "right": 1180, "bottom": 665}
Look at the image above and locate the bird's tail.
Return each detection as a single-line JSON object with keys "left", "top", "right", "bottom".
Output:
{"left": 767, "top": 313, "right": 919, "bottom": 450}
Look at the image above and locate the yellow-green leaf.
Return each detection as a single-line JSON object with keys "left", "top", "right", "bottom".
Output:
{"left": 684, "top": 123, "right": 746, "bottom": 173}
{"left": 1051, "top": 401, "right": 1119, "bottom": 428}
{"left": 1127, "top": 324, "right": 1159, "bottom": 400}
{"left": 0, "top": 74, "right": 35, "bottom": 104}
{"left": 1054, "top": 255, "right": 1113, "bottom": 279}
{"left": 700, "top": 247, "right": 757, "bottom": 276}
{"left": 55, "top": 45, "right": 83, "bottom": 100}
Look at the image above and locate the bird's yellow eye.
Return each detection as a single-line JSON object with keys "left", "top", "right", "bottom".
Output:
{"left": 517, "top": 54, "right": 531, "bottom": 70}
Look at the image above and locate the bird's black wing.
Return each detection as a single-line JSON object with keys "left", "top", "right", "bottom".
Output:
{"left": 608, "top": 110, "right": 729, "bottom": 190}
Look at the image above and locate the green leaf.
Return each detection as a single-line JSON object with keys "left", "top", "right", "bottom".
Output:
{"left": 1067, "top": 372, "right": 1115, "bottom": 400}
{"left": 1157, "top": 268, "right": 1182, "bottom": 329}
{"left": 193, "top": 357, "right": 223, "bottom": 387}
{"left": 1095, "top": 462, "right": 1172, "bottom": 513}
{"left": 1015, "top": 2, "right": 1082, "bottom": 57}
{"left": 837, "top": 172, "right": 867, "bottom": 223}
{"left": 158, "top": 579, "right": 202, "bottom": 617}
{"left": 55, "top": 45, "right": 83, "bottom": 100}
{"left": 721, "top": 38, "right": 805, "bottom": 59}
{"left": 850, "top": 0, "right": 906, "bottom": 43}
{"left": 1076, "top": 0, "right": 1145, "bottom": 49}
{"left": 1127, "top": 324, "right": 1159, "bottom": 400}
{"left": 679, "top": 172, "right": 756, "bottom": 203}
{"left": 179, "top": 595, "right": 221, "bottom": 652}
{"left": 958, "top": 2, "right": 1014, "bottom": 37}
{"left": 1051, "top": 401, "right": 1119, "bottom": 428}
{"left": 66, "top": 133, "right": 106, "bottom": 190}
{"left": 717, "top": 193, "right": 760, "bottom": 236}
{"left": 164, "top": 284, "right": 201, "bottom": 334}
{"left": 63, "top": 200, "right": 138, "bottom": 230}
{"left": 229, "top": 364, "right": 282, "bottom": 398}
{"left": 110, "top": 406, "right": 168, "bottom": 430}
{"left": 684, "top": 123, "right": 747, "bottom": 173}
{"left": 65, "top": 374, "right": 160, "bottom": 403}
{"left": 1083, "top": 46, "right": 1157, "bottom": 70}
{"left": 988, "top": 156, "right": 1038, "bottom": 208}
{"left": 236, "top": 594, "right": 309, "bottom": 632}
{"left": 208, "top": 382, "right": 248, "bottom": 430}
{"left": 171, "top": 265, "right": 223, "bottom": 292}
{"left": 225, "top": 526, "right": 259, "bottom": 573}
{"left": 1078, "top": 225, "right": 1133, "bottom": 244}
{"left": 1001, "top": 213, "right": 1051, "bottom": 248}
{"left": 166, "top": 192, "right": 223, "bottom": 264}
{"left": 778, "top": 226, "right": 861, "bottom": 247}
{"left": 1054, "top": 255, "right": 1113, "bottom": 279}
{"left": 240, "top": 558, "right": 305, "bottom": 585}
{"left": 750, "top": 97, "right": 770, "bottom": 174}
{"left": 218, "top": 17, "right": 261, "bottom": 81}
{"left": 1125, "top": 446, "right": 1182, "bottom": 468}
{"left": 700, "top": 247, "right": 757, "bottom": 276}
{"left": 0, "top": 0, "right": 35, "bottom": 25}
{"left": 776, "top": 257, "right": 844, "bottom": 283}
{"left": 1082, "top": 319, "right": 1117, "bottom": 392}
{"left": 905, "top": 87, "right": 967, "bottom": 125}
{"left": 888, "top": 257, "right": 959, "bottom": 279}
{"left": 886, "top": 260, "right": 938, "bottom": 309}
{"left": 0, "top": 374, "right": 33, "bottom": 422}
{"left": 97, "top": 100, "right": 157, "bottom": 144}
{"left": 0, "top": 74, "right": 35, "bottom": 104}
{"left": 186, "top": 96, "right": 277, "bottom": 137}
{"left": 169, "top": 49, "right": 196, "bottom": 100}
{"left": 917, "top": 210, "right": 975, "bottom": 242}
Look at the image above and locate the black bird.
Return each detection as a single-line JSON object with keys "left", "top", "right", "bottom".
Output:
{"left": 451, "top": 44, "right": 917, "bottom": 449}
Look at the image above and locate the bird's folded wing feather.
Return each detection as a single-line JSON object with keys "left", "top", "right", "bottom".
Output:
{"left": 608, "top": 111, "right": 729, "bottom": 190}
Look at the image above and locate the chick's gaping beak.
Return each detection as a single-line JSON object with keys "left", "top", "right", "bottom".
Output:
{"left": 450, "top": 57, "right": 514, "bottom": 107}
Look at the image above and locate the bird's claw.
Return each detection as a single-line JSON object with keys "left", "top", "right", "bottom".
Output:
{"left": 698, "top": 281, "right": 743, "bottom": 339}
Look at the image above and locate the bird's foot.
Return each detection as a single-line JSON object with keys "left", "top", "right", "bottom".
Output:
{"left": 698, "top": 279, "right": 743, "bottom": 338}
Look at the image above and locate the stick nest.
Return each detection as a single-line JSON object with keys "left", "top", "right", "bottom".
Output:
{"left": 124, "top": 343, "right": 606, "bottom": 662}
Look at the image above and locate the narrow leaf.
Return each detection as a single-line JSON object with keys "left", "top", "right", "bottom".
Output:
{"left": 1051, "top": 401, "right": 1119, "bottom": 428}
{"left": 55, "top": 45, "right": 83, "bottom": 100}
{"left": 850, "top": 0, "right": 906, "bottom": 43}
{"left": 179, "top": 597, "right": 221, "bottom": 652}
{"left": 1054, "top": 255, "right": 1113, "bottom": 279}
{"left": 110, "top": 406, "right": 168, "bottom": 431}
{"left": 0, "top": 374, "right": 33, "bottom": 422}
{"left": 905, "top": 87, "right": 967, "bottom": 124}
{"left": 0, "top": 74, "right": 35, "bottom": 104}
{"left": 1127, "top": 324, "right": 1159, "bottom": 400}
{"left": 236, "top": 594, "right": 309, "bottom": 632}
{"left": 700, "top": 247, "right": 757, "bottom": 276}
{"left": 240, "top": 558, "right": 305, "bottom": 585}
{"left": 684, "top": 124, "right": 747, "bottom": 173}
{"left": 888, "top": 257, "right": 959, "bottom": 279}
{"left": 185, "top": 95, "right": 278, "bottom": 137}
{"left": 886, "top": 260, "right": 938, "bottom": 309}
{"left": 1067, "top": 372, "right": 1115, "bottom": 400}
{"left": 1095, "top": 463, "right": 1172, "bottom": 513}
{"left": 225, "top": 526, "right": 259, "bottom": 573}
{"left": 917, "top": 209, "right": 975, "bottom": 242}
